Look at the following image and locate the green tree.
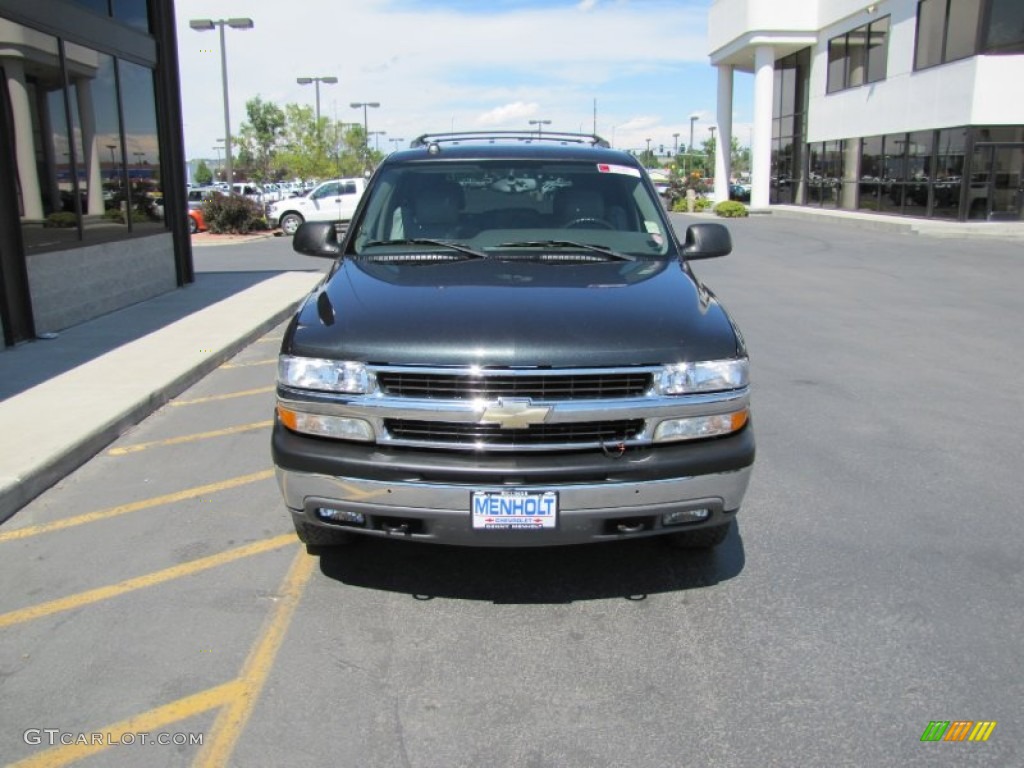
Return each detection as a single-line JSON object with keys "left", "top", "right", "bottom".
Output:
{"left": 194, "top": 160, "right": 213, "bottom": 185}
{"left": 237, "top": 96, "right": 286, "bottom": 184}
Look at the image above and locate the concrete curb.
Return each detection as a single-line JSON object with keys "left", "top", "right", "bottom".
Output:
{"left": 0, "top": 271, "right": 321, "bottom": 524}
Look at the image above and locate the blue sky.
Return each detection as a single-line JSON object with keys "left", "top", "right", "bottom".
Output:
{"left": 176, "top": 0, "right": 753, "bottom": 160}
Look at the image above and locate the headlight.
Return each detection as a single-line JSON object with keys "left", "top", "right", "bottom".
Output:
{"left": 278, "top": 355, "right": 371, "bottom": 393}
{"left": 656, "top": 359, "right": 748, "bottom": 395}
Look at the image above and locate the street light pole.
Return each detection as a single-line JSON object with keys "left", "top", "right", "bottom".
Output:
{"left": 528, "top": 119, "right": 551, "bottom": 138}
{"left": 297, "top": 76, "right": 338, "bottom": 133}
{"left": 190, "top": 17, "right": 255, "bottom": 188}
{"left": 688, "top": 114, "right": 699, "bottom": 175}
{"left": 369, "top": 131, "right": 387, "bottom": 152}
{"left": 350, "top": 102, "right": 380, "bottom": 167}
{"left": 673, "top": 133, "right": 680, "bottom": 155}
{"left": 388, "top": 137, "right": 406, "bottom": 153}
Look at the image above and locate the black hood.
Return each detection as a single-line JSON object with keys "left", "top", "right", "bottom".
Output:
{"left": 284, "top": 257, "right": 742, "bottom": 367}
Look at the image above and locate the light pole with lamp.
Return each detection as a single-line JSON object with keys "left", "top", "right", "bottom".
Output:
{"left": 368, "top": 131, "right": 387, "bottom": 152}
{"left": 673, "top": 132, "right": 680, "bottom": 156}
{"left": 296, "top": 75, "right": 337, "bottom": 134}
{"left": 707, "top": 125, "right": 716, "bottom": 179}
{"left": 189, "top": 17, "right": 254, "bottom": 188}
{"left": 388, "top": 137, "right": 406, "bottom": 153}
{"left": 688, "top": 113, "right": 699, "bottom": 175}
{"left": 528, "top": 119, "right": 551, "bottom": 138}
{"left": 350, "top": 102, "right": 380, "bottom": 167}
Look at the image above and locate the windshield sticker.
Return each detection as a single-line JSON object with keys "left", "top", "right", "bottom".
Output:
{"left": 597, "top": 163, "right": 642, "bottom": 178}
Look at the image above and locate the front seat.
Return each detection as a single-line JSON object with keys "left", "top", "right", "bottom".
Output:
{"left": 554, "top": 187, "right": 607, "bottom": 227}
{"left": 408, "top": 179, "right": 464, "bottom": 238}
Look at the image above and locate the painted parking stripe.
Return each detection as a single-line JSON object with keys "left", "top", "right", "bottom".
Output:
{"left": 8, "top": 549, "right": 314, "bottom": 768}
{"left": 170, "top": 387, "right": 275, "bottom": 406}
{"left": 108, "top": 421, "right": 273, "bottom": 455}
{"left": 195, "top": 549, "right": 315, "bottom": 767}
{"left": 0, "top": 470, "right": 275, "bottom": 543}
{"left": 8, "top": 680, "right": 243, "bottom": 768}
{"left": 0, "top": 535, "right": 296, "bottom": 629}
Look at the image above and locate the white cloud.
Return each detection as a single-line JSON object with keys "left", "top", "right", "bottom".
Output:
{"left": 476, "top": 102, "right": 540, "bottom": 126}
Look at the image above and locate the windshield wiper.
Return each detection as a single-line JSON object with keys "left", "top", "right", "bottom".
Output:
{"left": 496, "top": 240, "right": 636, "bottom": 262}
{"left": 363, "top": 238, "right": 487, "bottom": 259}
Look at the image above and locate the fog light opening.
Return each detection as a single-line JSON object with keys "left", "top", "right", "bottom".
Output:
{"left": 315, "top": 507, "right": 366, "bottom": 526}
{"left": 662, "top": 508, "right": 711, "bottom": 527}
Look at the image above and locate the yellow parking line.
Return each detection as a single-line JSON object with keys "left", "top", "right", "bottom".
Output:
{"left": 7, "top": 548, "right": 313, "bottom": 768}
{"left": 194, "top": 549, "right": 314, "bottom": 767}
{"left": 0, "top": 535, "right": 296, "bottom": 629}
{"left": 108, "top": 421, "right": 273, "bottom": 455}
{"left": 170, "top": 387, "right": 275, "bottom": 406}
{"left": 221, "top": 359, "right": 276, "bottom": 369}
{"left": 8, "top": 680, "right": 243, "bottom": 768}
{"left": 0, "top": 470, "right": 275, "bottom": 543}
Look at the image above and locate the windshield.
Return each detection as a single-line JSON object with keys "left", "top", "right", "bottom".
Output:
{"left": 351, "top": 159, "right": 672, "bottom": 258}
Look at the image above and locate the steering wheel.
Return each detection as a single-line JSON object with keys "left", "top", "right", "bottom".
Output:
{"left": 564, "top": 217, "right": 614, "bottom": 230}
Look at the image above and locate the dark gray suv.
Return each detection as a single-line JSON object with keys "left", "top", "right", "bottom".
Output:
{"left": 272, "top": 131, "right": 754, "bottom": 551}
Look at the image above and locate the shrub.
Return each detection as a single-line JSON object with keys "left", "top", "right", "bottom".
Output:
{"left": 202, "top": 193, "right": 269, "bottom": 234}
{"left": 44, "top": 212, "right": 78, "bottom": 228}
{"left": 694, "top": 196, "right": 713, "bottom": 212}
{"left": 714, "top": 200, "right": 749, "bottom": 218}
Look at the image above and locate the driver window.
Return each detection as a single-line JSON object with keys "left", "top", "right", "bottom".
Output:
{"left": 312, "top": 183, "right": 341, "bottom": 200}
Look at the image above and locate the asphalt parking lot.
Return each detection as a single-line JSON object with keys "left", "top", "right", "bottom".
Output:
{"left": 1, "top": 216, "right": 1021, "bottom": 767}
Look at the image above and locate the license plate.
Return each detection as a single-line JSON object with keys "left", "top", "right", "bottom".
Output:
{"left": 471, "top": 491, "right": 558, "bottom": 530}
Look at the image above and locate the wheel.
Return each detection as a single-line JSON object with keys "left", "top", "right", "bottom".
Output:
{"left": 564, "top": 217, "right": 615, "bottom": 230}
{"left": 188, "top": 215, "right": 198, "bottom": 234}
{"left": 279, "top": 212, "right": 304, "bottom": 236}
{"left": 293, "top": 519, "right": 353, "bottom": 548}
{"left": 664, "top": 521, "right": 731, "bottom": 550}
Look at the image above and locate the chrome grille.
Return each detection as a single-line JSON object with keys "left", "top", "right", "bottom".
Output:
{"left": 376, "top": 372, "right": 651, "bottom": 400}
{"left": 384, "top": 419, "right": 645, "bottom": 447}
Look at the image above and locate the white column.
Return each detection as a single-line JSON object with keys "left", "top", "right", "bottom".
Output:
{"left": 4, "top": 57, "right": 45, "bottom": 220}
{"left": 74, "top": 78, "right": 104, "bottom": 216}
{"left": 751, "top": 45, "right": 775, "bottom": 210}
{"left": 714, "top": 65, "right": 734, "bottom": 204}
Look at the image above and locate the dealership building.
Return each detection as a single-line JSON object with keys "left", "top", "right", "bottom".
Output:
{"left": 0, "top": 0, "right": 190, "bottom": 349}
{"left": 709, "top": 0, "right": 1024, "bottom": 222}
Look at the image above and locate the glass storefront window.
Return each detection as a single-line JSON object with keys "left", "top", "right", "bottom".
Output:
{"left": 904, "top": 130, "right": 934, "bottom": 217}
{"left": 984, "top": 0, "right": 1024, "bottom": 53}
{"left": 827, "top": 37, "right": 847, "bottom": 94}
{"left": 867, "top": 17, "right": 890, "bottom": 83}
{"left": 915, "top": 0, "right": 947, "bottom": 69}
{"left": 112, "top": 0, "right": 150, "bottom": 33}
{"left": 945, "top": 0, "right": 983, "bottom": 62}
{"left": 118, "top": 59, "right": 162, "bottom": 232}
{"left": 859, "top": 136, "right": 883, "bottom": 212}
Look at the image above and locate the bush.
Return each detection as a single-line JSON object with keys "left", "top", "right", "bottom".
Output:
{"left": 714, "top": 200, "right": 749, "bottom": 218}
{"left": 202, "top": 193, "right": 269, "bottom": 234}
{"left": 694, "top": 196, "right": 713, "bottom": 212}
{"left": 44, "top": 212, "right": 78, "bottom": 228}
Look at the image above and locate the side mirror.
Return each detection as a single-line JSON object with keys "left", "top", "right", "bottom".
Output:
{"left": 681, "top": 222, "right": 732, "bottom": 260}
{"left": 293, "top": 221, "right": 340, "bottom": 258}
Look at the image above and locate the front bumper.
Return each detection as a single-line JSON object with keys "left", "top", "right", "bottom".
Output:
{"left": 273, "top": 422, "right": 754, "bottom": 547}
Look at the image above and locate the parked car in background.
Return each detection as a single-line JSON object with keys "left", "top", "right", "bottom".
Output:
{"left": 729, "top": 183, "right": 751, "bottom": 202}
{"left": 266, "top": 177, "right": 367, "bottom": 236}
{"left": 187, "top": 187, "right": 220, "bottom": 210}
{"left": 187, "top": 207, "right": 206, "bottom": 234}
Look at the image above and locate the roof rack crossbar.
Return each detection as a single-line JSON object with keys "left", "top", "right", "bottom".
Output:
{"left": 410, "top": 131, "right": 610, "bottom": 149}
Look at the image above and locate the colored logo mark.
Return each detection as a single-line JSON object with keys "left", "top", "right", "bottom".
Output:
{"left": 920, "top": 721, "right": 997, "bottom": 742}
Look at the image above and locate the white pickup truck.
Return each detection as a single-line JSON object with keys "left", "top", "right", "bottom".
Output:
{"left": 266, "top": 177, "right": 367, "bottom": 235}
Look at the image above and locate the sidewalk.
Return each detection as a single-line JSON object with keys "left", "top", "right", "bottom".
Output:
{"left": 0, "top": 266, "right": 322, "bottom": 523}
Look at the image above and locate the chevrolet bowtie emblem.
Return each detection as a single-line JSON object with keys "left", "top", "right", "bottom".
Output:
{"left": 478, "top": 399, "right": 551, "bottom": 429}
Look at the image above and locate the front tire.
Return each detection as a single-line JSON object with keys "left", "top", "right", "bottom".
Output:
{"left": 279, "top": 212, "right": 304, "bottom": 236}
{"left": 664, "top": 521, "right": 731, "bottom": 550}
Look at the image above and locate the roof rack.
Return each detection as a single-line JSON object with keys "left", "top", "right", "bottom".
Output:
{"left": 410, "top": 131, "right": 611, "bottom": 149}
